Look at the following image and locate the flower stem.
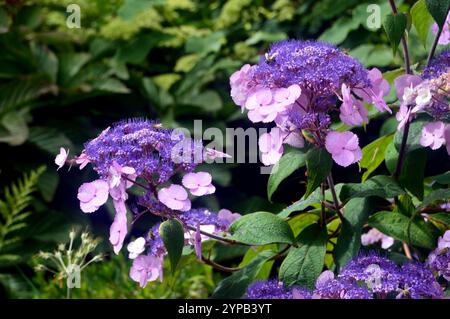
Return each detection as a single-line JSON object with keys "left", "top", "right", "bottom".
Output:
{"left": 393, "top": 113, "right": 411, "bottom": 180}
{"left": 327, "top": 174, "right": 344, "bottom": 222}
{"left": 426, "top": 4, "right": 449, "bottom": 66}
{"left": 388, "top": 0, "right": 411, "bottom": 74}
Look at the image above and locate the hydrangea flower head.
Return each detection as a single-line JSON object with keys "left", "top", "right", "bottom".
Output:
{"left": 422, "top": 50, "right": 450, "bottom": 80}
{"left": 246, "top": 279, "right": 311, "bottom": 299}
{"left": 398, "top": 262, "right": 444, "bottom": 299}
{"left": 339, "top": 253, "right": 401, "bottom": 294}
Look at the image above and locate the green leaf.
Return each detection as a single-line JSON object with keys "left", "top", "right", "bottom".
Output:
{"left": 267, "top": 149, "right": 307, "bottom": 201}
{"left": 360, "top": 134, "right": 394, "bottom": 181}
{"left": 398, "top": 148, "right": 427, "bottom": 199}
{"left": 318, "top": 17, "right": 361, "bottom": 45}
{"left": 0, "top": 254, "right": 22, "bottom": 268}
{"left": 0, "top": 111, "right": 29, "bottom": 146}
{"left": 340, "top": 175, "right": 405, "bottom": 202}
{"left": 334, "top": 198, "right": 377, "bottom": 269}
{"left": 28, "top": 126, "right": 73, "bottom": 154}
{"left": 278, "top": 188, "right": 322, "bottom": 218}
{"left": 411, "top": 0, "right": 435, "bottom": 47}
{"left": 427, "top": 213, "right": 450, "bottom": 229}
{"left": 288, "top": 213, "right": 320, "bottom": 237}
{"left": 383, "top": 13, "right": 407, "bottom": 55}
{"left": 305, "top": 148, "right": 332, "bottom": 198}
{"left": 229, "top": 212, "right": 295, "bottom": 245}
{"left": 427, "top": 171, "right": 450, "bottom": 185}
{"left": 159, "top": 219, "right": 184, "bottom": 273}
{"left": 419, "top": 189, "right": 450, "bottom": 209}
{"left": 279, "top": 224, "right": 327, "bottom": 289}
{"left": 184, "top": 90, "right": 223, "bottom": 112}
{"left": 368, "top": 211, "right": 437, "bottom": 249}
{"left": 95, "top": 78, "right": 130, "bottom": 94}
{"left": 425, "top": 0, "right": 450, "bottom": 29}
{"left": 212, "top": 251, "right": 274, "bottom": 298}
{"left": 239, "top": 245, "right": 276, "bottom": 281}
{"left": 185, "top": 32, "right": 226, "bottom": 56}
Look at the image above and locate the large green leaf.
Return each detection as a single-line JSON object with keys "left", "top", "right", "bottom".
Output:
{"left": 334, "top": 197, "right": 377, "bottom": 269}
{"left": 411, "top": 0, "right": 435, "bottom": 47}
{"left": 267, "top": 149, "right": 307, "bottom": 202}
{"left": 229, "top": 212, "right": 295, "bottom": 245}
{"left": 383, "top": 13, "right": 407, "bottom": 55}
{"left": 279, "top": 224, "right": 327, "bottom": 289}
{"left": 305, "top": 148, "right": 332, "bottom": 198}
{"left": 212, "top": 251, "right": 274, "bottom": 298}
{"left": 425, "top": 0, "right": 450, "bottom": 29}
{"left": 398, "top": 148, "right": 427, "bottom": 199}
{"left": 427, "top": 213, "right": 450, "bottom": 229}
{"left": 368, "top": 211, "right": 437, "bottom": 249}
{"left": 360, "top": 134, "right": 393, "bottom": 181}
{"left": 0, "top": 111, "right": 29, "bottom": 146}
{"left": 159, "top": 219, "right": 185, "bottom": 273}
{"left": 339, "top": 175, "right": 405, "bottom": 202}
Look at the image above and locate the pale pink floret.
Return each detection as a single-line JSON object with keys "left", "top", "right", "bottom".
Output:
{"left": 230, "top": 64, "right": 254, "bottom": 108}
{"left": 339, "top": 83, "right": 368, "bottom": 126}
{"left": 157, "top": 184, "right": 191, "bottom": 211}
{"left": 354, "top": 68, "right": 391, "bottom": 113}
{"left": 127, "top": 237, "right": 146, "bottom": 259}
{"left": 55, "top": 147, "right": 69, "bottom": 170}
{"left": 394, "top": 74, "right": 422, "bottom": 103}
{"left": 204, "top": 147, "right": 232, "bottom": 160}
{"left": 325, "top": 131, "right": 362, "bottom": 167}
{"left": 361, "top": 228, "right": 394, "bottom": 249}
{"left": 77, "top": 179, "right": 109, "bottom": 213}
{"left": 130, "top": 255, "right": 163, "bottom": 287}
{"left": 284, "top": 130, "right": 305, "bottom": 148}
{"left": 420, "top": 121, "right": 446, "bottom": 150}
{"left": 258, "top": 127, "right": 284, "bottom": 166}
{"left": 182, "top": 172, "right": 216, "bottom": 196}
{"left": 445, "top": 126, "right": 450, "bottom": 156}
{"left": 246, "top": 85, "right": 301, "bottom": 123}
{"left": 217, "top": 208, "right": 241, "bottom": 226}
{"left": 396, "top": 103, "right": 411, "bottom": 131}
{"left": 75, "top": 152, "right": 90, "bottom": 170}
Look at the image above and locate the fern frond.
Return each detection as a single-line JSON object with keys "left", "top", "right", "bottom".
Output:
{"left": 0, "top": 166, "right": 45, "bottom": 252}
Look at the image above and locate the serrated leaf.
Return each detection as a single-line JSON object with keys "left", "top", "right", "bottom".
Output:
{"left": 268, "top": 149, "right": 307, "bottom": 201}
{"left": 159, "top": 219, "right": 184, "bottom": 273}
{"left": 279, "top": 224, "right": 327, "bottom": 289}
{"left": 305, "top": 148, "right": 332, "bottom": 198}
{"left": 368, "top": 211, "right": 437, "bottom": 249}
{"left": 340, "top": 175, "right": 405, "bottom": 202}
{"left": 229, "top": 212, "right": 295, "bottom": 245}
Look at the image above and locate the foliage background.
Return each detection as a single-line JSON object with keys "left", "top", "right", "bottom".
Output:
{"left": 0, "top": 0, "right": 448, "bottom": 298}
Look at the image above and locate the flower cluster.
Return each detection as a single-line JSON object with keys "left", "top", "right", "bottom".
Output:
{"left": 246, "top": 279, "right": 312, "bottom": 299}
{"left": 427, "top": 230, "right": 450, "bottom": 281}
{"left": 230, "top": 39, "right": 391, "bottom": 167}
{"left": 55, "top": 118, "right": 240, "bottom": 288}
{"left": 246, "top": 252, "right": 445, "bottom": 299}
{"left": 394, "top": 51, "right": 450, "bottom": 155}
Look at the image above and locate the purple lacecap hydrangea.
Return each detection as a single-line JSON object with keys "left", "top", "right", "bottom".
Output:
{"left": 246, "top": 279, "right": 312, "bottom": 299}
{"left": 252, "top": 40, "right": 370, "bottom": 98}
{"left": 397, "top": 262, "right": 443, "bottom": 299}
{"left": 313, "top": 278, "right": 373, "bottom": 299}
{"left": 338, "top": 253, "right": 402, "bottom": 294}
{"left": 427, "top": 230, "right": 450, "bottom": 280}
{"left": 422, "top": 50, "right": 450, "bottom": 80}
{"left": 83, "top": 118, "right": 202, "bottom": 183}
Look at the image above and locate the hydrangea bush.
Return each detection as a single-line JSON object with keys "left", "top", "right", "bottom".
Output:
{"left": 54, "top": 0, "right": 449, "bottom": 299}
